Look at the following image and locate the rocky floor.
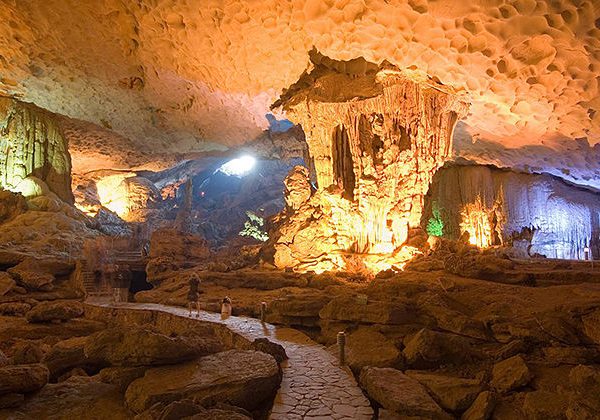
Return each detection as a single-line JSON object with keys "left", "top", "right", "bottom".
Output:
{"left": 0, "top": 299, "right": 286, "bottom": 419}
{"left": 87, "top": 300, "right": 373, "bottom": 420}
{"left": 135, "top": 255, "right": 600, "bottom": 419}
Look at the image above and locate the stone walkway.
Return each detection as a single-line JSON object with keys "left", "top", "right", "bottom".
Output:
{"left": 87, "top": 300, "right": 373, "bottom": 420}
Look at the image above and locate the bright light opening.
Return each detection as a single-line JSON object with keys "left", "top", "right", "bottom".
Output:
{"left": 218, "top": 155, "right": 256, "bottom": 177}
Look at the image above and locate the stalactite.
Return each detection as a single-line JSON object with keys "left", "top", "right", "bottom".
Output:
{"left": 0, "top": 96, "right": 73, "bottom": 202}
{"left": 267, "top": 53, "right": 469, "bottom": 274}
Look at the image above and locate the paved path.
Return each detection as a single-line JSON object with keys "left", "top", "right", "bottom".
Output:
{"left": 87, "top": 300, "right": 373, "bottom": 420}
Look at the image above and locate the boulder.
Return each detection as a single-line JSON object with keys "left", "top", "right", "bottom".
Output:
{"left": 0, "top": 376, "right": 130, "bottom": 419}
{"left": 0, "top": 272, "right": 15, "bottom": 296}
{"left": 26, "top": 300, "right": 84, "bottom": 323}
{"left": 0, "top": 302, "right": 31, "bottom": 316}
{"left": 522, "top": 390, "right": 568, "bottom": 419}
{"left": 491, "top": 355, "right": 532, "bottom": 392}
{"left": 567, "top": 365, "right": 600, "bottom": 419}
{"left": 125, "top": 350, "right": 281, "bottom": 413}
{"left": 319, "top": 296, "right": 418, "bottom": 325}
{"left": 7, "top": 257, "right": 74, "bottom": 291}
{"left": 266, "top": 290, "right": 330, "bottom": 326}
{"left": 9, "top": 270, "right": 54, "bottom": 291}
{"left": 345, "top": 327, "right": 401, "bottom": 373}
{"left": 9, "top": 257, "right": 75, "bottom": 277}
{"left": 0, "top": 363, "right": 49, "bottom": 394}
{"left": 403, "top": 328, "right": 479, "bottom": 368}
{"left": 84, "top": 327, "right": 216, "bottom": 367}
{"left": 359, "top": 367, "right": 449, "bottom": 419}
{"left": 407, "top": 371, "right": 481, "bottom": 412}
{"left": 251, "top": 338, "right": 288, "bottom": 363}
{"left": 44, "top": 337, "right": 94, "bottom": 380}
{"left": 581, "top": 309, "right": 600, "bottom": 345}
{"left": 98, "top": 366, "right": 148, "bottom": 392}
{"left": 461, "top": 391, "right": 496, "bottom": 420}
{"left": 10, "top": 341, "right": 44, "bottom": 364}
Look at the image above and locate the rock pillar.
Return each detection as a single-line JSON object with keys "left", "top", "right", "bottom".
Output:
{"left": 268, "top": 53, "right": 469, "bottom": 274}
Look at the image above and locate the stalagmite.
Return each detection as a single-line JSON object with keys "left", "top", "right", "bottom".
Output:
{"left": 267, "top": 52, "right": 469, "bottom": 274}
{"left": 0, "top": 97, "right": 73, "bottom": 203}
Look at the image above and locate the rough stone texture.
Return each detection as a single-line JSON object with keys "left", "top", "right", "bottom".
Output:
{"left": 0, "top": 363, "right": 49, "bottom": 395}
{"left": 283, "top": 165, "right": 312, "bottom": 211}
{"left": 0, "top": 392, "right": 24, "bottom": 409}
{"left": 84, "top": 326, "right": 211, "bottom": 367}
{"left": 359, "top": 367, "right": 448, "bottom": 419}
{"left": 44, "top": 336, "right": 94, "bottom": 381}
{"left": 0, "top": 97, "right": 73, "bottom": 202}
{"left": 269, "top": 54, "right": 468, "bottom": 273}
{"left": 124, "top": 350, "right": 281, "bottom": 413}
{"left": 0, "top": 350, "right": 8, "bottom": 367}
{"left": 522, "top": 390, "right": 569, "bottom": 419}
{"left": 146, "top": 228, "right": 210, "bottom": 284}
{"left": 581, "top": 308, "right": 600, "bottom": 345}
{"left": 98, "top": 366, "right": 148, "bottom": 393}
{"left": 491, "top": 355, "right": 533, "bottom": 392}
{"left": 461, "top": 391, "right": 496, "bottom": 420}
{"left": 0, "top": 302, "right": 30, "bottom": 316}
{"left": 403, "top": 328, "right": 479, "bottom": 369}
{"left": 319, "top": 296, "right": 417, "bottom": 324}
{"left": 10, "top": 340, "right": 44, "bottom": 365}
{"left": 0, "top": 272, "right": 15, "bottom": 296}
{"left": 407, "top": 371, "right": 481, "bottom": 412}
{"left": 25, "top": 300, "right": 84, "bottom": 323}
{"left": 0, "top": 190, "right": 27, "bottom": 225}
{"left": 8, "top": 269, "right": 54, "bottom": 292}
{"left": 0, "top": 375, "right": 130, "bottom": 419}
{"left": 345, "top": 327, "right": 401, "bottom": 373}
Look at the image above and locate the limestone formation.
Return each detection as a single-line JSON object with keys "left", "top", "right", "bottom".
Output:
{"left": 83, "top": 327, "right": 208, "bottom": 367}
{"left": 0, "top": 96, "right": 73, "bottom": 202}
{"left": 359, "top": 367, "right": 448, "bottom": 418}
{"left": 0, "top": 363, "right": 49, "bottom": 395}
{"left": 25, "top": 300, "right": 84, "bottom": 323}
{"left": 124, "top": 350, "right": 281, "bottom": 413}
{"left": 491, "top": 355, "right": 533, "bottom": 392}
{"left": 268, "top": 53, "right": 468, "bottom": 273}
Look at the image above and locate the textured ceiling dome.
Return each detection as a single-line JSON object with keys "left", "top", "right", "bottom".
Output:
{"left": 1, "top": 0, "right": 599, "bottom": 184}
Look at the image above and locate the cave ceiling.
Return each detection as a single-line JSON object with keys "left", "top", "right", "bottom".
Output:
{"left": 0, "top": 0, "right": 599, "bottom": 186}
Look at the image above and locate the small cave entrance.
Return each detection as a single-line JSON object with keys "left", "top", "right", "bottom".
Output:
{"left": 128, "top": 269, "right": 152, "bottom": 295}
{"left": 332, "top": 124, "right": 356, "bottom": 200}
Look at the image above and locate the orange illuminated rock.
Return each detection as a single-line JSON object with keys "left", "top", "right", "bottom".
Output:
{"left": 267, "top": 53, "right": 468, "bottom": 273}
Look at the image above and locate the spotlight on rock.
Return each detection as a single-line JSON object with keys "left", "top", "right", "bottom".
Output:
{"left": 218, "top": 155, "right": 256, "bottom": 177}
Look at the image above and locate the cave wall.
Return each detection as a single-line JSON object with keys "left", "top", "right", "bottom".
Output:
{"left": 0, "top": 96, "right": 73, "bottom": 203}
{"left": 424, "top": 164, "right": 600, "bottom": 259}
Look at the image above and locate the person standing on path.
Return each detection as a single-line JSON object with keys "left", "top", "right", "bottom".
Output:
{"left": 187, "top": 272, "right": 201, "bottom": 318}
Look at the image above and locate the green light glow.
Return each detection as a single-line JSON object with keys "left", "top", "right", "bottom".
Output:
{"left": 426, "top": 202, "right": 444, "bottom": 237}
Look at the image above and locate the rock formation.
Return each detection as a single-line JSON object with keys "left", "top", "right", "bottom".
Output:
{"left": 267, "top": 52, "right": 468, "bottom": 273}
{"left": 0, "top": 96, "right": 73, "bottom": 203}
{"left": 423, "top": 164, "right": 600, "bottom": 259}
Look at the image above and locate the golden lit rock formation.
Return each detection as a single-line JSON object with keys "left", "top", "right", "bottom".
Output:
{"left": 267, "top": 54, "right": 468, "bottom": 273}
{"left": 0, "top": 96, "right": 73, "bottom": 203}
